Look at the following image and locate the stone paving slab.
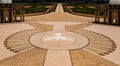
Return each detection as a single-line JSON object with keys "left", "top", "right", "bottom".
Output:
{"left": 26, "top": 3, "right": 94, "bottom": 22}
{"left": 0, "top": 48, "right": 47, "bottom": 66}
{"left": 0, "top": 23, "right": 35, "bottom": 60}
{"left": 27, "top": 22, "right": 53, "bottom": 31}
{"left": 84, "top": 24, "right": 120, "bottom": 65}
{"left": 0, "top": 3, "right": 120, "bottom": 66}
{"left": 44, "top": 50, "right": 72, "bottom": 66}
{"left": 70, "top": 49, "right": 119, "bottom": 66}
{"left": 65, "top": 23, "right": 91, "bottom": 32}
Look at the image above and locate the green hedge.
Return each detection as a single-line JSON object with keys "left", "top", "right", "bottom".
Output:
{"left": 71, "top": 6, "right": 95, "bottom": 15}
{"left": 24, "top": 3, "right": 52, "bottom": 6}
{"left": 23, "top": 3, "right": 51, "bottom": 14}
{"left": 25, "top": 6, "right": 48, "bottom": 14}
{"left": 69, "top": 4, "right": 104, "bottom": 16}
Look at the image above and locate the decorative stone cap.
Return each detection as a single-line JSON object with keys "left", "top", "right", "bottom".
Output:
{"left": 109, "top": 0, "right": 120, "bottom": 5}
{"left": 0, "top": 0, "right": 12, "bottom": 4}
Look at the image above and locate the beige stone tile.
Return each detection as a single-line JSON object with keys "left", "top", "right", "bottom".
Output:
{"left": 44, "top": 50, "right": 72, "bottom": 66}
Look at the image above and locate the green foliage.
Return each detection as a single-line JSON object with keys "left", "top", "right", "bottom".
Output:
{"left": 68, "top": 4, "right": 93, "bottom": 15}
{"left": 71, "top": 5, "right": 95, "bottom": 15}
{"left": 23, "top": 3, "right": 51, "bottom": 14}
{"left": 69, "top": 4, "right": 104, "bottom": 16}
{"left": 25, "top": 6, "right": 48, "bottom": 14}
{"left": 24, "top": 3, "right": 52, "bottom": 6}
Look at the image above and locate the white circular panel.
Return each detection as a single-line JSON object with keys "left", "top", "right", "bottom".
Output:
{"left": 30, "top": 31, "right": 89, "bottom": 50}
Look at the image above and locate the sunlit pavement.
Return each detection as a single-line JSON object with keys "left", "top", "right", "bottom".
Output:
{"left": 0, "top": 3, "right": 120, "bottom": 66}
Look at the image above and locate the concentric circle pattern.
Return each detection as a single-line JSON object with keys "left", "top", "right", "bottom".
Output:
{"left": 29, "top": 31, "right": 89, "bottom": 50}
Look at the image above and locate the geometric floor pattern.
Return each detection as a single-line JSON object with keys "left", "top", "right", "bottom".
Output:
{"left": 4, "top": 29, "right": 116, "bottom": 56}
{"left": 0, "top": 3, "right": 119, "bottom": 66}
{"left": 76, "top": 30, "right": 116, "bottom": 56}
{"left": 2, "top": 29, "right": 118, "bottom": 66}
{"left": 0, "top": 48, "right": 47, "bottom": 66}
{"left": 70, "top": 31, "right": 118, "bottom": 66}
{"left": 4, "top": 29, "right": 42, "bottom": 53}
{"left": 70, "top": 49, "right": 119, "bottom": 66}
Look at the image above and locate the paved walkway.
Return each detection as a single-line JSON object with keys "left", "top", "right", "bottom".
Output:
{"left": 43, "top": 4, "right": 78, "bottom": 66}
{"left": 33, "top": 3, "right": 120, "bottom": 65}
{"left": 26, "top": 4, "right": 94, "bottom": 22}
{"left": 0, "top": 23, "right": 35, "bottom": 60}
{"left": 0, "top": 3, "right": 120, "bottom": 66}
{"left": 84, "top": 25, "right": 120, "bottom": 65}
{"left": 44, "top": 50, "right": 72, "bottom": 66}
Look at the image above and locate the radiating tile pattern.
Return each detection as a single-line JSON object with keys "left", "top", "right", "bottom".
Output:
{"left": 77, "top": 30, "right": 116, "bottom": 56}
{"left": 70, "top": 49, "right": 119, "bottom": 66}
{"left": 0, "top": 48, "right": 47, "bottom": 66}
{"left": 0, "top": 3, "right": 119, "bottom": 66}
{"left": 4, "top": 29, "right": 41, "bottom": 53}
{"left": 4, "top": 22, "right": 53, "bottom": 53}
{"left": 70, "top": 30, "right": 117, "bottom": 66}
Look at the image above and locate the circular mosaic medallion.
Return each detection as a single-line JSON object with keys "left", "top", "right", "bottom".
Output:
{"left": 29, "top": 31, "right": 89, "bottom": 50}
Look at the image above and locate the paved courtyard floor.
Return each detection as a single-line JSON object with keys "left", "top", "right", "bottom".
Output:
{"left": 0, "top": 3, "right": 120, "bottom": 66}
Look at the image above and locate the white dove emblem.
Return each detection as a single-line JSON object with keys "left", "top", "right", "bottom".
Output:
{"left": 44, "top": 33, "right": 74, "bottom": 41}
